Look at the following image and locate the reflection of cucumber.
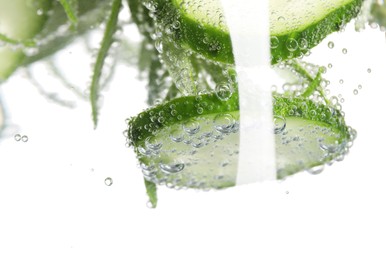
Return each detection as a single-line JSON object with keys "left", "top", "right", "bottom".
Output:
{"left": 0, "top": 0, "right": 51, "bottom": 81}
{"left": 153, "top": 0, "right": 363, "bottom": 64}
{"left": 127, "top": 94, "right": 355, "bottom": 190}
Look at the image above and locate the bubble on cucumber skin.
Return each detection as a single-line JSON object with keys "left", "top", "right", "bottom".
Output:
{"left": 215, "top": 83, "right": 233, "bottom": 101}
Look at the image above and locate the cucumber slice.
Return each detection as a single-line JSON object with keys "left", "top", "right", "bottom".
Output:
{"left": 0, "top": 0, "right": 51, "bottom": 81}
{"left": 152, "top": 0, "right": 363, "bottom": 64}
{"left": 127, "top": 94, "right": 355, "bottom": 190}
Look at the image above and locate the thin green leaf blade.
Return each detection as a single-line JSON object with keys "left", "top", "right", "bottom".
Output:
{"left": 58, "top": 0, "right": 79, "bottom": 28}
{"left": 90, "top": 0, "right": 122, "bottom": 128}
{"left": 144, "top": 179, "right": 157, "bottom": 208}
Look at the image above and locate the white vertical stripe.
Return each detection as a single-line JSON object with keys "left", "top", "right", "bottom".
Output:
{"left": 220, "top": 0, "right": 276, "bottom": 184}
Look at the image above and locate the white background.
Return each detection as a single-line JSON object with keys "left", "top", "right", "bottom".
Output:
{"left": 1, "top": 19, "right": 386, "bottom": 260}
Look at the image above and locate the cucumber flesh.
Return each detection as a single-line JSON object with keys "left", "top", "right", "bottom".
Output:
{"left": 127, "top": 94, "right": 356, "bottom": 190}
{"left": 154, "top": 0, "right": 364, "bottom": 64}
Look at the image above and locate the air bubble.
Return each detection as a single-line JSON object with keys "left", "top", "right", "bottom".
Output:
{"left": 270, "top": 36, "right": 279, "bottom": 49}
{"left": 367, "top": 68, "right": 372, "bottom": 73}
{"left": 213, "top": 114, "right": 236, "bottom": 134}
{"left": 274, "top": 116, "right": 286, "bottom": 134}
{"left": 154, "top": 39, "right": 163, "bottom": 53}
{"left": 307, "top": 165, "right": 325, "bottom": 175}
{"left": 159, "top": 162, "right": 185, "bottom": 174}
{"left": 21, "top": 135, "right": 28, "bottom": 142}
{"left": 286, "top": 38, "right": 298, "bottom": 52}
{"left": 183, "top": 119, "right": 200, "bottom": 135}
{"left": 14, "top": 134, "right": 21, "bottom": 142}
{"left": 342, "top": 48, "right": 347, "bottom": 54}
{"left": 328, "top": 41, "right": 334, "bottom": 49}
{"left": 215, "top": 83, "right": 232, "bottom": 101}
{"left": 145, "top": 136, "right": 162, "bottom": 150}
{"left": 104, "top": 177, "right": 113, "bottom": 186}
{"left": 353, "top": 89, "right": 358, "bottom": 95}
{"left": 170, "top": 128, "right": 185, "bottom": 142}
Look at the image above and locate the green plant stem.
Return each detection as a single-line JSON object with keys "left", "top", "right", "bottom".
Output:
{"left": 58, "top": 0, "right": 79, "bottom": 29}
{"left": 0, "top": 33, "right": 36, "bottom": 47}
{"left": 90, "top": 0, "right": 122, "bottom": 128}
{"left": 290, "top": 60, "right": 330, "bottom": 104}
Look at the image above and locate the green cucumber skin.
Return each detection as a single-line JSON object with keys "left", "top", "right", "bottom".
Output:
{"left": 128, "top": 93, "right": 350, "bottom": 148}
{"left": 154, "top": 0, "right": 363, "bottom": 64}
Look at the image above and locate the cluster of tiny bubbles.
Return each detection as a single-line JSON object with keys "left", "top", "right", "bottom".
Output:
{"left": 14, "top": 134, "right": 28, "bottom": 142}
{"left": 104, "top": 177, "right": 113, "bottom": 186}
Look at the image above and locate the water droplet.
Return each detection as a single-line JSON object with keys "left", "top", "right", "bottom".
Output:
{"left": 104, "top": 177, "right": 113, "bottom": 186}
{"left": 159, "top": 162, "right": 185, "bottom": 174}
{"left": 367, "top": 68, "right": 372, "bottom": 73}
{"left": 213, "top": 114, "right": 236, "bottom": 134}
{"left": 21, "top": 135, "right": 28, "bottom": 142}
{"left": 14, "top": 134, "right": 21, "bottom": 142}
{"left": 342, "top": 48, "right": 347, "bottom": 54}
{"left": 328, "top": 63, "right": 333, "bottom": 69}
{"left": 339, "top": 79, "right": 344, "bottom": 84}
{"left": 274, "top": 116, "right": 286, "bottom": 134}
{"left": 215, "top": 83, "right": 232, "bottom": 101}
{"left": 328, "top": 41, "right": 334, "bottom": 49}
{"left": 183, "top": 119, "right": 200, "bottom": 135}
{"left": 277, "top": 16, "right": 285, "bottom": 21}
{"left": 358, "top": 84, "right": 362, "bottom": 89}
{"left": 146, "top": 201, "right": 156, "bottom": 209}
{"left": 353, "top": 89, "right": 358, "bottom": 95}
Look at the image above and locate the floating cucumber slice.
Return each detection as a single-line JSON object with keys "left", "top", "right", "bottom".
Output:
{"left": 152, "top": 0, "right": 363, "bottom": 64}
{"left": 127, "top": 94, "right": 355, "bottom": 190}
{"left": 0, "top": 0, "right": 51, "bottom": 81}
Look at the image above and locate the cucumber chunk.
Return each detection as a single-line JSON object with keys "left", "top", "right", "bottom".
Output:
{"left": 152, "top": 0, "right": 363, "bottom": 64}
{"left": 127, "top": 94, "right": 355, "bottom": 190}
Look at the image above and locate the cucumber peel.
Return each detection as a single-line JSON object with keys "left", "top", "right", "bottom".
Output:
{"left": 127, "top": 93, "right": 355, "bottom": 190}
{"left": 153, "top": 0, "right": 364, "bottom": 64}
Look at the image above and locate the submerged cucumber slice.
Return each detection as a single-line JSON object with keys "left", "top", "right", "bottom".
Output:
{"left": 0, "top": 0, "right": 51, "bottom": 81}
{"left": 127, "top": 94, "right": 355, "bottom": 190}
{"left": 153, "top": 0, "right": 363, "bottom": 64}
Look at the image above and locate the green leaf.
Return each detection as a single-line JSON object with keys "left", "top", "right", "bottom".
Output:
{"left": 144, "top": 178, "right": 157, "bottom": 208}
{"left": 58, "top": 0, "right": 79, "bottom": 29}
{"left": 90, "top": 0, "right": 122, "bottom": 128}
